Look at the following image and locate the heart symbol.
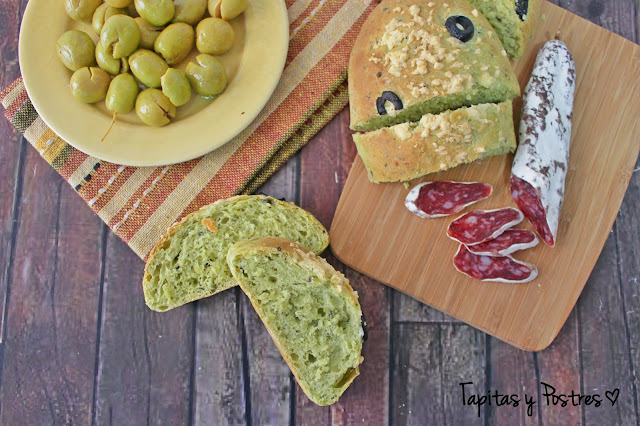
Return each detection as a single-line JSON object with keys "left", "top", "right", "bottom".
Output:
{"left": 605, "top": 389, "right": 620, "bottom": 406}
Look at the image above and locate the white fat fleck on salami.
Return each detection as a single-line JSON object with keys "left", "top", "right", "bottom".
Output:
{"left": 447, "top": 207, "right": 524, "bottom": 245}
{"left": 466, "top": 229, "right": 539, "bottom": 256}
{"left": 405, "top": 181, "right": 492, "bottom": 219}
{"left": 511, "top": 40, "right": 576, "bottom": 247}
{"left": 453, "top": 245, "right": 538, "bottom": 283}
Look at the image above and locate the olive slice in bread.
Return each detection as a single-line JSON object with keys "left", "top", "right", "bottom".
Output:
{"left": 143, "top": 195, "right": 329, "bottom": 312}
{"left": 227, "top": 237, "right": 364, "bottom": 406}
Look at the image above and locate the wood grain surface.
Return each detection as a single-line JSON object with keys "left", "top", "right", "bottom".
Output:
{"left": 0, "top": 0, "right": 638, "bottom": 424}
{"left": 330, "top": 0, "right": 640, "bottom": 351}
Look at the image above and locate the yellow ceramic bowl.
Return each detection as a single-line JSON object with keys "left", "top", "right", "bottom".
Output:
{"left": 19, "top": 0, "right": 289, "bottom": 166}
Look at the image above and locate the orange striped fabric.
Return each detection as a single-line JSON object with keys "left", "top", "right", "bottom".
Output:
{"left": 1, "top": 0, "right": 376, "bottom": 260}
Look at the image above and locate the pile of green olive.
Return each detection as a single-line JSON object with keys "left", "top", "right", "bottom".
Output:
{"left": 57, "top": 0, "right": 247, "bottom": 131}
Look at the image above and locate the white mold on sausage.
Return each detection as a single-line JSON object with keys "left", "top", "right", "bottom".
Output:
{"left": 511, "top": 39, "right": 577, "bottom": 246}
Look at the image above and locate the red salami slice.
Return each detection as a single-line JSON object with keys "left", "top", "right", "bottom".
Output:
{"left": 511, "top": 40, "right": 576, "bottom": 247}
{"left": 447, "top": 208, "right": 524, "bottom": 245}
{"left": 511, "top": 177, "right": 554, "bottom": 246}
{"left": 453, "top": 245, "right": 538, "bottom": 283}
{"left": 405, "top": 181, "right": 492, "bottom": 219}
{"left": 466, "top": 229, "right": 539, "bottom": 256}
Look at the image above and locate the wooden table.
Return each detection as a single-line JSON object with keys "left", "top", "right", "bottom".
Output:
{"left": 1, "top": 1, "right": 638, "bottom": 425}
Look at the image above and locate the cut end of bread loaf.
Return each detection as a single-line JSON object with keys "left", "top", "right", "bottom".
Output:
{"left": 143, "top": 195, "right": 329, "bottom": 312}
{"left": 227, "top": 237, "right": 364, "bottom": 406}
{"left": 353, "top": 101, "right": 516, "bottom": 183}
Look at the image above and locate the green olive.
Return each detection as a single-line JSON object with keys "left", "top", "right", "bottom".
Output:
{"left": 173, "top": 0, "right": 207, "bottom": 25}
{"left": 57, "top": 30, "right": 96, "bottom": 71}
{"left": 195, "top": 17, "right": 234, "bottom": 55}
{"left": 134, "top": 0, "right": 175, "bottom": 26}
{"left": 70, "top": 67, "right": 111, "bottom": 103}
{"left": 208, "top": 0, "right": 247, "bottom": 21}
{"left": 65, "top": 0, "right": 103, "bottom": 21}
{"left": 185, "top": 54, "right": 227, "bottom": 97}
{"left": 161, "top": 68, "right": 191, "bottom": 106}
{"left": 95, "top": 41, "right": 130, "bottom": 75}
{"left": 92, "top": 3, "right": 128, "bottom": 35}
{"left": 100, "top": 15, "right": 141, "bottom": 59}
{"left": 135, "top": 88, "right": 176, "bottom": 126}
{"left": 106, "top": 0, "right": 134, "bottom": 7}
{"left": 128, "top": 49, "right": 169, "bottom": 88}
{"left": 106, "top": 73, "right": 140, "bottom": 114}
{"left": 154, "top": 23, "right": 194, "bottom": 66}
{"left": 135, "top": 17, "right": 164, "bottom": 49}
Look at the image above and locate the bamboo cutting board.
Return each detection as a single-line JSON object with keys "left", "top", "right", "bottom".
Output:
{"left": 330, "top": 1, "right": 640, "bottom": 351}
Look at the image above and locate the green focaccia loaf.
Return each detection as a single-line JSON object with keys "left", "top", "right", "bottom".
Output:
{"left": 143, "top": 195, "right": 329, "bottom": 312}
{"left": 467, "top": 0, "right": 541, "bottom": 59}
{"left": 353, "top": 101, "right": 516, "bottom": 182}
{"left": 349, "top": 0, "right": 519, "bottom": 132}
{"left": 227, "top": 237, "right": 364, "bottom": 406}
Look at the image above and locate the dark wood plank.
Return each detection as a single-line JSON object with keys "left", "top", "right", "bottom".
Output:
{"left": 0, "top": 150, "right": 103, "bottom": 424}
{"left": 394, "top": 293, "right": 460, "bottom": 323}
{"left": 300, "top": 109, "right": 352, "bottom": 232}
{"left": 537, "top": 310, "right": 582, "bottom": 425}
{"left": 192, "top": 290, "right": 247, "bottom": 425}
{"left": 330, "top": 270, "right": 390, "bottom": 426}
{"left": 0, "top": 0, "right": 28, "bottom": 347}
{"left": 391, "top": 324, "right": 486, "bottom": 426}
{"left": 486, "top": 338, "right": 539, "bottom": 425}
{"left": 94, "top": 233, "right": 193, "bottom": 425}
{"left": 553, "top": 0, "right": 637, "bottom": 42}
{"left": 577, "top": 234, "right": 637, "bottom": 426}
{"left": 615, "top": 160, "right": 640, "bottom": 425}
{"left": 238, "top": 157, "right": 301, "bottom": 425}
{"left": 257, "top": 150, "right": 300, "bottom": 203}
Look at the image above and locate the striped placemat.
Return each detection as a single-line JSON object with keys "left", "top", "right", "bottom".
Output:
{"left": 1, "top": 0, "right": 375, "bottom": 260}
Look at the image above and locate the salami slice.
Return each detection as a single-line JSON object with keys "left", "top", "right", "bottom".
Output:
{"left": 405, "top": 181, "right": 493, "bottom": 219}
{"left": 447, "top": 207, "right": 524, "bottom": 245}
{"left": 453, "top": 245, "right": 538, "bottom": 283}
{"left": 466, "top": 229, "right": 539, "bottom": 257}
{"left": 511, "top": 40, "right": 576, "bottom": 247}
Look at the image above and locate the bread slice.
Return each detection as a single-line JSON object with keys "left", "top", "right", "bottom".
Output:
{"left": 143, "top": 195, "right": 329, "bottom": 312}
{"left": 353, "top": 101, "right": 516, "bottom": 182}
{"left": 349, "top": 0, "right": 519, "bottom": 132}
{"left": 467, "top": 0, "right": 541, "bottom": 59}
{"left": 227, "top": 237, "right": 365, "bottom": 406}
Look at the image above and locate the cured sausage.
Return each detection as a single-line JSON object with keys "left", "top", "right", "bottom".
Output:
{"left": 453, "top": 245, "right": 538, "bottom": 283}
{"left": 405, "top": 181, "right": 492, "bottom": 219}
{"left": 466, "top": 229, "right": 539, "bottom": 257}
{"left": 511, "top": 39, "right": 576, "bottom": 247}
{"left": 447, "top": 207, "right": 524, "bottom": 245}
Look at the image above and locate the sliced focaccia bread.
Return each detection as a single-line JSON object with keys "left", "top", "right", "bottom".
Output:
{"left": 353, "top": 101, "right": 516, "bottom": 182}
{"left": 349, "top": 0, "right": 519, "bottom": 132}
{"left": 143, "top": 195, "right": 329, "bottom": 312}
{"left": 468, "top": 0, "right": 541, "bottom": 59}
{"left": 227, "top": 237, "right": 365, "bottom": 406}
